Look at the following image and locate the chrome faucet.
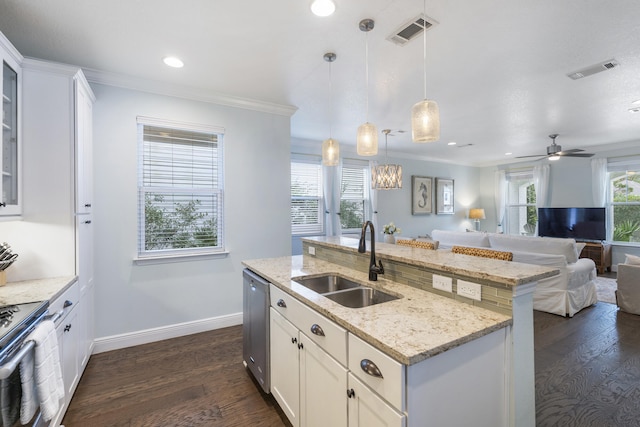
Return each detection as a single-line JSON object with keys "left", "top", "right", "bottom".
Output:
{"left": 358, "top": 221, "right": 384, "bottom": 281}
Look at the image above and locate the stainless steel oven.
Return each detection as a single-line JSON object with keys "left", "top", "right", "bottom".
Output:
{"left": 0, "top": 301, "right": 54, "bottom": 427}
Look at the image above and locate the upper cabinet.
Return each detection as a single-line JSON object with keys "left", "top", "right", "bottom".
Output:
{"left": 0, "top": 33, "right": 22, "bottom": 217}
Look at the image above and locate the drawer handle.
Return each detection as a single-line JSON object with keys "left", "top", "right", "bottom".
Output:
{"left": 64, "top": 324, "right": 72, "bottom": 332}
{"left": 360, "top": 359, "right": 384, "bottom": 378}
{"left": 347, "top": 388, "right": 356, "bottom": 398}
{"left": 291, "top": 337, "right": 297, "bottom": 344}
{"left": 310, "top": 324, "right": 325, "bottom": 336}
{"left": 63, "top": 300, "right": 73, "bottom": 308}
{"left": 277, "top": 299, "right": 287, "bottom": 308}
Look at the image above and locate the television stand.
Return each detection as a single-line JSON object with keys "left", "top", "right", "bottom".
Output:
{"left": 578, "top": 241, "right": 612, "bottom": 275}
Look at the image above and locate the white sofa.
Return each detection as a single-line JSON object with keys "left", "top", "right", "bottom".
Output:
{"left": 616, "top": 254, "right": 640, "bottom": 314}
{"left": 431, "top": 230, "right": 598, "bottom": 317}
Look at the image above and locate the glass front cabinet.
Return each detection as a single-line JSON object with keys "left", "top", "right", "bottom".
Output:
{"left": 1, "top": 54, "right": 21, "bottom": 216}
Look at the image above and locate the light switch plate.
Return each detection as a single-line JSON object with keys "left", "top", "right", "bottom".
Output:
{"left": 308, "top": 246, "right": 316, "bottom": 255}
{"left": 457, "top": 280, "right": 482, "bottom": 301}
{"left": 432, "top": 274, "right": 452, "bottom": 293}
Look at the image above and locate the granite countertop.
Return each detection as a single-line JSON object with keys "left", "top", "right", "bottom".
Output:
{"left": 305, "top": 236, "right": 559, "bottom": 286}
{"left": 0, "top": 276, "right": 78, "bottom": 307}
{"left": 243, "top": 255, "right": 513, "bottom": 365}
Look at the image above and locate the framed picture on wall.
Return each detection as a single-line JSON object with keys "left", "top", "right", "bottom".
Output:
{"left": 411, "top": 176, "right": 433, "bottom": 215}
{"left": 436, "top": 178, "right": 455, "bottom": 215}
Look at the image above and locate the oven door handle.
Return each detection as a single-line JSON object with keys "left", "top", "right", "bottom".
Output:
{"left": 0, "top": 309, "right": 65, "bottom": 380}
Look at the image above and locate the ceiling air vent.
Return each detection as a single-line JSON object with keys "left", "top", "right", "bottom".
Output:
{"left": 386, "top": 14, "right": 436, "bottom": 46}
{"left": 567, "top": 59, "right": 619, "bottom": 80}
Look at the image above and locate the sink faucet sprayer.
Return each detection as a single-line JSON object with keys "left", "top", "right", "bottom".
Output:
{"left": 358, "top": 221, "right": 384, "bottom": 281}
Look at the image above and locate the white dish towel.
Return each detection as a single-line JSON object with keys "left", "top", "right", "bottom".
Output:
{"left": 20, "top": 319, "right": 64, "bottom": 422}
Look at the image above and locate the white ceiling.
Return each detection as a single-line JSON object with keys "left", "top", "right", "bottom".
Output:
{"left": 1, "top": 0, "right": 640, "bottom": 166}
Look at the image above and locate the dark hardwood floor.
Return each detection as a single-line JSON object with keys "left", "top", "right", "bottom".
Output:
{"left": 64, "top": 298, "right": 640, "bottom": 427}
{"left": 62, "top": 326, "right": 290, "bottom": 427}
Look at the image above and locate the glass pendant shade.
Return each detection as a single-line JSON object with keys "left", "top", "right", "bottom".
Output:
{"left": 357, "top": 122, "right": 378, "bottom": 156}
{"left": 322, "top": 138, "right": 340, "bottom": 166}
{"left": 411, "top": 99, "right": 440, "bottom": 142}
{"left": 372, "top": 163, "right": 403, "bottom": 190}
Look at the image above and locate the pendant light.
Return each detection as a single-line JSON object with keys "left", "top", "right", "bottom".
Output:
{"left": 357, "top": 19, "right": 378, "bottom": 156}
{"left": 372, "top": 129, "right": 402, "bottom": 190}
{"left": 322, "top": 52, "right": 339, "bottom": 166}
{"left": 411, "top": 0, "right": 440, "bottom": 143}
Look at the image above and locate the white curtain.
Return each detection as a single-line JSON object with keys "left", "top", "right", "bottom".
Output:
{"left": 533, "top": 164, "right": 550, "bottom": 207}
{"left": 323, "top": 162, "right": 342, "bottom": 236}
{"left": 591, "top": 158, "right": 608, "bottom": 207}
{"left": 367, "top": 161, "right": 378, "bottom": 231}
{"left": 494, "top": 170, "right": 506, "bottom": 233}
{"left": 533, "top": 164, "right": 550, "bottom": 235}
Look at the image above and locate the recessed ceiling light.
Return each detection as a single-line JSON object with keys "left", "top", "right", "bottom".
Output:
{"left": 505, "top": 152, "right": 512, "bottom": 156}
{"left": 629, "top": 107, "right": 640, "bottom": 113}
{"left": 310, "top": 0, "right": 335, "bottom": 16}
{"left": 447, "top": 142, "right": 457, "bottom": 146}
{"left": 163, "top": 56, "right": 184, "bottom": 68}
{"left": 632, "top": 99, "right": 640, "bottom": 105}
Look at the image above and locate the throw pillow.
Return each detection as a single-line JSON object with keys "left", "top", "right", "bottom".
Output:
{"left": 625, "top": 253, "right": 640, "bottom": 265}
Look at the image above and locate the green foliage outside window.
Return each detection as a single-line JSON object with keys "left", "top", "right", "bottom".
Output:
{"left": 612, "top": 172, "right": 640, "bottom": 242}
{"left": 145, "top": 194, "right": 217, "bottom": 250}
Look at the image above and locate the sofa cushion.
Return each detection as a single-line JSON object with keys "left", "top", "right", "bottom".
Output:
{"left": 431, "top": 230, "right": 490, "bottom": 249}
{"left": 625, "top": 253, "right": 640, "bottom": 265}
{"left": 488, "top": 233, "right": 579, "bottom": 264}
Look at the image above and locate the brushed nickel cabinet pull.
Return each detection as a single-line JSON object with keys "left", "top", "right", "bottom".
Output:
{"left": 310, "top": 324, "right": 325, "bottom": 336}
{"left": 360, "top": 359, "right": 383, "bottom": 378}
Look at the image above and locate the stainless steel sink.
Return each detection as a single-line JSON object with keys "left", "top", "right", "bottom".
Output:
{"left": 323, "top": 287, "right": 400, "bottom": 308}
{"left": 293, "top": 274, "right": 362, "bottom": 294}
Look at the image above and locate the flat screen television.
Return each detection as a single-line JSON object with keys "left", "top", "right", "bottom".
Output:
{"left": 537, "top": 207, "right": 606, "bottom": 241}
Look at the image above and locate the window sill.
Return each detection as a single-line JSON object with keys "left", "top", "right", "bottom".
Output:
{"left": 134, "top": 251, "right": 229, "bottom": 265}
{"left": 611, "top": 241, "right": 640, "bottom": 248}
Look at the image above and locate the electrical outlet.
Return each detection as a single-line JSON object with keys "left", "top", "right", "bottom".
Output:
{"left": 457, "top": 280, "right": 482, "bottom": 301}
{"left": 308, "top": 246, "right": 316, "bottom": 255}
{"left": 432, "top": 274, "right": 452, "bottom": 293}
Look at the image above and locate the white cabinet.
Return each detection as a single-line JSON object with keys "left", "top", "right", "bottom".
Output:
{"left": 348, "top": 373, "right": 405, "bottom": 427}
{"left": 58, "top": 304, "right": 79, "bottom": 397}
{"left": 0, "top": 32, "right": 22, "bottom": 217}
{"left": 270, "top": 286, "right": 348, "bottom": 427}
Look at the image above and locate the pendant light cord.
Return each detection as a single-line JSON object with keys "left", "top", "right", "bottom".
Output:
{"left": 423, "top": 0, "right": 427, "bottom": 100}
{"left": 365, "top": 30, "right": 370, "bottom": 122}
{"left": 329, "top": 59, "right": 333, "bottom": 138}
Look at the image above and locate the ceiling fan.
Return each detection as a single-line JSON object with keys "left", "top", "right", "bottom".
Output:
{"left": 516, "top": 134, "right": 595, "bottom": 160}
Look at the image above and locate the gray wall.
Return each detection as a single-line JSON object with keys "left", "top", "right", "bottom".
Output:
{"left": 91, "top": 84, "right": 292, "bottom": 339}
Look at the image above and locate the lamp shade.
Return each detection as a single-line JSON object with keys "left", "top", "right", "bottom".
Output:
{"left": 411, "top": 99, "right": 440, "bottom": 142}
{"left": 469, "top": 208, "right": 486, "bottom": 220}
{"left": 372, "top": 163, "right": 402, "bottom": 190}
{"left": 357, "top": 122, "right": 378, "bottom": 155}
{"left": 322, "top": 138, "right": 339, "bottom": 166}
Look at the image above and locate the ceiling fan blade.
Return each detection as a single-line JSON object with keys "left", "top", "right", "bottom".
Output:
{"left": 559, "top": 152, "right": 595, "bottom": 157}
{"left": 515, "top": 154, "right": 547, "bottom": 159}
{"left": 557, "top": 148, "right": 584, "bottom": 154}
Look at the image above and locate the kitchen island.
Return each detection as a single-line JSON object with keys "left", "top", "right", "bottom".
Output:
{"left": 243, "top": 236, "right": 558, "bottom": 427}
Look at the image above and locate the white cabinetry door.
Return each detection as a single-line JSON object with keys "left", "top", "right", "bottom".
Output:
{"left": 0, "top": 43, "right": 21, "bottom": 217}
{"left": 74, "top": 78, "right": 93, "bottom": 215}
{"left": 57, "top": 305, "right": 79, "bottom": 398}
{"left": 348, "top": 373, "right": 406, "bottom": 427}
{"left": 270, "top": 308, "right": 300, "bottom": 427}
{"left": 299, "top": 334, "right": 348, "bottom": 427}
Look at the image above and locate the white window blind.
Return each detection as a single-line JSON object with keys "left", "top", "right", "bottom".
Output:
{"left": 340, "top": 159, "right": 369, "bottom": 231}
{"left": 291, "top": 159, "right": 324, "bottom": 235}
{"left": 137, "top": 118, "right": 224, "bottom": 258}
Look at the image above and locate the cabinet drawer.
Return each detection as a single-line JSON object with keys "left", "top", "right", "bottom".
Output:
{"left": 49, "top": 279, "right": 80, "bottom": 324}
{"left": 270, "top": 285, "right": 305, "bottom": 324}
{"left": 348, "top": 333, "right": 405, "bottom": 411}
{"left": 297, "top": 302, "right": 347, "bottom": 366}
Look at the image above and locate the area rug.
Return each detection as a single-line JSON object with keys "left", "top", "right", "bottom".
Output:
{"left": 594, "top": 276, "right": 617, "bottom": 305}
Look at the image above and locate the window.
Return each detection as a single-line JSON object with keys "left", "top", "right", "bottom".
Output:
{"left": 291, "top": 158, "right": 324, "bottom": 235}
{"left": 608, "top": 158, "right": 640, "bottom": 243}
{"left": 137, "top": 117, "right": 224, "bottom": 258}
{"left": 340, "top": 159, "right": 369, "bottom": 232}
{"left": 505, "top": 170, "right": 537, "bottom": 235}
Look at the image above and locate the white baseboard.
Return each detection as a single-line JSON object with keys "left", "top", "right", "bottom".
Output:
{"left": 92, "top": 312, "right": 243, "bottom": 354}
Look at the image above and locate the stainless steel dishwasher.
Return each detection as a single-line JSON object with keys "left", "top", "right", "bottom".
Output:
{"left": 242, "top": 268, "right": 270, "bottom": 393}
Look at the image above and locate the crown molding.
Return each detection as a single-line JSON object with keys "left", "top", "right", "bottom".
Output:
{"left": 82, "top": 67, "right": 298, "bottom": 117}
{"left": 0, "top": 31, "right": 23, "bottom": 65}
